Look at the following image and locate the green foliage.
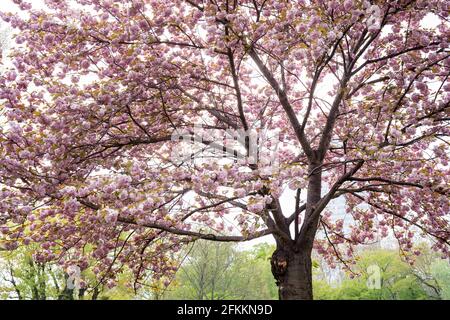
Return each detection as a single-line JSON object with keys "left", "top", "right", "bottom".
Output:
{"left": 1, "top": 242, "right": 450, "bottom": 300}
{"left": 313, "top": 248, "right": 442, "bottom": 300}
{"left": 312, "top": 280, "right": 338, "bottom": 300}
{"left": 0, "top": 245, "right": 138, "bottom": 300}
{"left": 431, "top": 260, "right": 450, "bottom": 299}
{"left": 95, "top": 270, "right": 138, "bottom": 300}
{"left": 0, "top": 245, "right": 64, "bottom": 300}
{"left": 164, "top": 242, "right": 277, "bottom": 300}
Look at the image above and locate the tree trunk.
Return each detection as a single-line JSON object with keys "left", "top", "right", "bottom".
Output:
{"left": 271, "top": 247, "right": 313, "bottom": 300}
{"left": 270, "top": 163, "right": 322, "bottom": 300}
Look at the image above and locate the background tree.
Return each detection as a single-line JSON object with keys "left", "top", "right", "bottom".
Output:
{"left": 313, "top": 245, "right": 450, "bottom": 300}
{"left": 0, "top": 0, "right": 449, "bottom": 300}
{"left": 0, "top": 244, "right": 149, "bottom": 300}
{"left": 165, "top": 242, "right": 277, "bottom": 299}
{"left": 409, "top": 243, "right": 444, "bottom": 298}
{"left": 0, "top": 245, "right": 68, "bottom": 300}
{"left": 430, "top": 259, "right": 450, "bottom": 299}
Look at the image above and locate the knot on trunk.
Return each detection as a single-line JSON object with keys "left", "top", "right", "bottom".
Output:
{"left": 271, "top": 248, "right": 289, "bottom": 286}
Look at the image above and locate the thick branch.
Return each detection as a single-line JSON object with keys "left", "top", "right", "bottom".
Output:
{"left": 249, "top": 48, "right": 314, "bottom": 159}
{"left": 118, "top": 216, "right": 272, "bottom": 242}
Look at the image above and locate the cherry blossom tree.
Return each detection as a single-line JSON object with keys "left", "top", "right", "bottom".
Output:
{"left": 0, "top": 0, "right": 449, "bottom": 300}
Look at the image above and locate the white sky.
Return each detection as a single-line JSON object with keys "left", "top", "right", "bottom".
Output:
{"left": 1, "top": 0, "right": 45, "bottom": 11}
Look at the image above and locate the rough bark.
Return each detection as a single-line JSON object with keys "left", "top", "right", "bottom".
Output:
{"left": 271, "top": 163, "right": 322, "bottom": 300}
{"left": 271, "top": 247, "right": 313, "bottom": 300}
